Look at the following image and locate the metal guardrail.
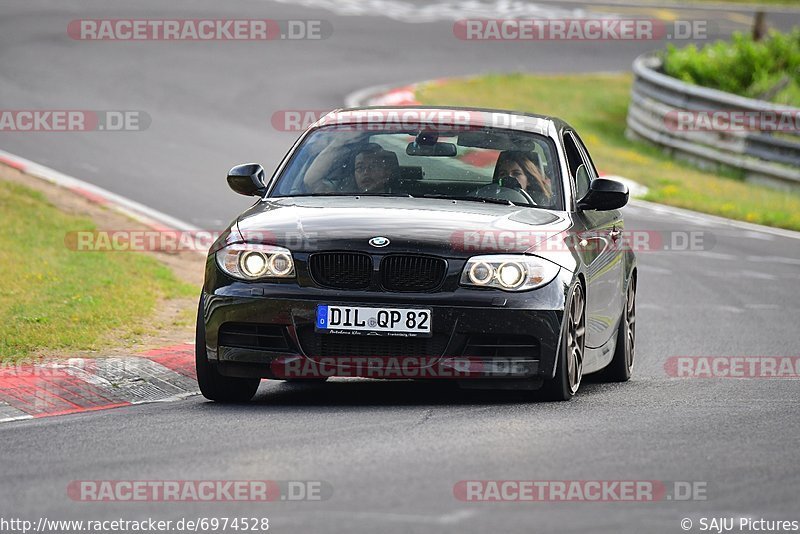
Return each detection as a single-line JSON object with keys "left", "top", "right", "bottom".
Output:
{"left": 626, "top": 54, "right": 800, "bottom": 191}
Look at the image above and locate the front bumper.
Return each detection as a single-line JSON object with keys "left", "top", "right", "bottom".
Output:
{"left": 201, "top": 269, "right": 571, "bottom": 381}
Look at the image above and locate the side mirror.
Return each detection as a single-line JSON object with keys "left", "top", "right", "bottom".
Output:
{"left": 577, "top": 178, "right": 629, "bottom": 211}
{"left": 227, "top": 163, "right": 268, "bottom": 196}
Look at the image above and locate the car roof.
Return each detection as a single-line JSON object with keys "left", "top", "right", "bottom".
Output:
{"left": 311, "top": 106, "right": 572, "bottom": 138}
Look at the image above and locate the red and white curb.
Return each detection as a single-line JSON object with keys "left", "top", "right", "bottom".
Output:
{"left": 0, "top": 344, "right": 197, "bottom": 423}
{"left": 344, "top": 83, "right": 421, "bottom": 108}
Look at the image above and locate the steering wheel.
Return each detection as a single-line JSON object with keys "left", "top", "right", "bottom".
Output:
{"left": 471, "top": 183, "right": 537, "bottom": 205}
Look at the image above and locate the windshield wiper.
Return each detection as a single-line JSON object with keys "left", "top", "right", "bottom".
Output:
{"left": 417, "top": 194, "right": 519, "bottom": 206}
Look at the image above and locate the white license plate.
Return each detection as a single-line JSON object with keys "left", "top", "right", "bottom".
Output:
{"left": 315, "top": 305, "right": 432, "bottom": 337}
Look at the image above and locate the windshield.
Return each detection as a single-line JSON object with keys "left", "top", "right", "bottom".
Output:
{"left": 270, "top": 125, "right": 563, "bottom": 209}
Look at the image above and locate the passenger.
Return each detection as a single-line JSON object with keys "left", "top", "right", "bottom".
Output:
{"left": 493, "top": 150, "right": 552, "bottom": 205}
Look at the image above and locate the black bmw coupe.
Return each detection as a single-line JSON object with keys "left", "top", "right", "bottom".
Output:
{"left": 197, "top": 107, "right": 637, "bottom": 402}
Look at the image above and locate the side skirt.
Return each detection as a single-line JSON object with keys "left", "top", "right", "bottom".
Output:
{"left": 583, "top": 332, "right": 618, "bottom": 375}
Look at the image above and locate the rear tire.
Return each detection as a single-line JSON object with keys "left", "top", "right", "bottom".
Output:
{"left": 195, "top": 296, "right": 260, "bottom": 402}
{"left": 600, "top": 274, "right": 636, "bottom": 382}
{"left": 539, "top": 283, "right": 586, "bottom": 401}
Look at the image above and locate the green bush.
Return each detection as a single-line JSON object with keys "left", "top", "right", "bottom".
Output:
{"left": 662, "top": 29, "right": 800, "bottom": 106}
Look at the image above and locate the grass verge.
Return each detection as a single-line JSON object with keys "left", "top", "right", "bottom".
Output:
{"left": 0, "top": 173, "right": 198, "bottom": 363}
{"left": 416, "top": 73, "right": 800, "bottom": 230}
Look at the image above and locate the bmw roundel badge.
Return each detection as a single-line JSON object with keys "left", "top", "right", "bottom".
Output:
{"left": 369, "top": 236, "right": 390, "bottom": 247}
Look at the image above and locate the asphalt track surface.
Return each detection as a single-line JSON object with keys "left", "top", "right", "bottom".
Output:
{"left": 1, "top": 1, "right": 800, "bottom": 533}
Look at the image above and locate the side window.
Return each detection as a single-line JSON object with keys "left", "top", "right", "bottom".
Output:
{"left": 571, "top": 132, "right": 599, "bottom": 178}
{"left": 562, "top": 132, "right": 590, "bottom": 200}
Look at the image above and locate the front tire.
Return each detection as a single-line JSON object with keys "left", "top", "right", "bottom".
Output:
{"left": 539, "top": 282, "right": 586, "bottom": 401}
{"left": 195, "top": 296, "right": 260, "bottom": 402}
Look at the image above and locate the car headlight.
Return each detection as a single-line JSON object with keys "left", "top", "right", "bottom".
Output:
{"left": 215, "top": 243, "right": 295, "bottom": 280}
{"left": 460, "top": 255, "right": 559, "bottom": 291}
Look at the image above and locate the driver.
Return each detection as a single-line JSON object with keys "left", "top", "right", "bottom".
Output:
{"left": 353, "top": 145, "right": 398, "bottom": 193}
{"left": 492, "top": 151, "right": 552, "bottom": 205}
{"left": 304, "top": 140, "right": 398, "bottom": 194}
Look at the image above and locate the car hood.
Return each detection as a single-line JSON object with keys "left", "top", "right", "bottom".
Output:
{"left": 235, "top": 196, "right": 573, "bottom": 258}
